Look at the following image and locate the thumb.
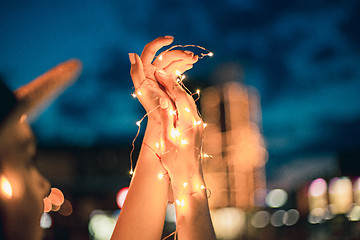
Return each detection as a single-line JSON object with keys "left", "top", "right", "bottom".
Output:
{"left": 129, "top": 53, "right": 145, "bottom": 89}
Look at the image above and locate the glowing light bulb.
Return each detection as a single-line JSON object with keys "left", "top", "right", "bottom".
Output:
{"left": 129, "top": 169, "right": 134, "bottom": 175}
{"left": 184, "top": 107, "right": 190, "bottom": 112}
{"left": 136, "top": 121, "right": 141, "bottom": 127}
{"left": 196, "top": 89, "right": 200, "bottom": 94}
{"left": 169, "top": 109, "right": 177, "bottom": 116}
{"left": 183, "top": 182, "right": 188, "bottom": 188}
{"left": 208, "top": 52, "right": 214, "bottom": 57}
{"left": 181, "top": 75, "right": 186, "bottom": 81}
{"left": 181, "top": 139, "right": 188, "bottom": 145}
{"left": 193, "top": 120, "right": 202, "bottom": 125}
{"left": 137, "top": 91, "right": 142, "bottom": 96}
{"left": 131, "top": 93, "right": 137, "bottom": 98}
{"left": 1, "top": 176, "right": 12, "bottom": 198}
{"left": 171, "top": 128, "right": 181, "bottom": 139}
{"left": 158, "top": 173, "right": 164, "bottom": 179}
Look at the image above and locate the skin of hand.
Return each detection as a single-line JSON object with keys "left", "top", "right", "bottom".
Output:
{"left": 129, "top": 36, "right": 216, "bottom": 240}
{"left": 111, "top": 36, "right": 201, "bottom": 240}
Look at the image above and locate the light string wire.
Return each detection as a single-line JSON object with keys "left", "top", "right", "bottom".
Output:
{"left": 129, "top": 44, "right": 213, "bottom": 239}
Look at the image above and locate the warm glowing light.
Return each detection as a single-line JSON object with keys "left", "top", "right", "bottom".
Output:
{"left": 129, "top": 169, "right": 134, "bottom": 175}
{"left": 158, "top": 173, "right": 164, "bottom": 179}
{"left": 1, "top": 176, "right": 12, "bottom": 199}
{"left": 171, "top": 128, "right": 181, "bottom": 139}
{"left": 175, "top": 199, "right": 181, "bottom": 206}
{"left": 131, "top": 93, "right": 137, "bottom": 98}
{"left": 180, "top": 75, "right": 186, "bottom": 81}
{"left": 169, "top": 109, "right": 177, "bottom": 116}
{"left": 203, "top": 123, "right": 207, "bottom": 128}
{"left": 175, "top": 70, "right": 181, "bottom": 76}
{"left": 181, "top": 139, "right": 188, "bottom": 145}
{"left": 200, "top": 185, "right": 206, "bottom": 190}
{"left": 183, "top": 182, "right": 188, "bottom": 188}
{"left": 210, "top": 208, "right": 246, "bottom": 239}
{"left": 48, "top": 188, "right": 65, "bottom": 206}
{"left": 184, "top": 107, "right": 190, "bottom": 112}
{"left": 196, "top": 89, "right": 200, "bottom": 94}
{"left": 208, "top": 52, "right": 214, "bottom": 57}
{"left": 155, "top": 142, "right": 160, "bottom": 148}
{"left": 329, "top": 177, "right": 353, "bottom": 214}
{"left": 203, "top": 153, "right": 213, "bottom": 158}
{"left": 136, "top": 121, "right": 141, "bottom": 127}
{"left": 159, "top": 55, "right": 163, "bottom": 61}
{"left": 137, "top": 91, "right": 142, "bottom": 96}
{"left": 180, "top": 199, "right": 185, "bottom": 207}
{"left": 43, "top": 197, "right": 52, "bottom": 213}
{"left": 193, "top": 120, "right": 202, "bottom": 125}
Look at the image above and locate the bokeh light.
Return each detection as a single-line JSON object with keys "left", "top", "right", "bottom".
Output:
{"left": 347, "top": 205, "right": 360, "bottom": 221}
{"left": 0, "top": 175, "right": 12, "bottom": 199}
{"left": 309, "top": 178, "right": 327, "bottom": 197}
{"left": 210, "top": 207, "right": 246, "bottom": 239}
{"left": 165, "top": 203, "right": 176, "bottom": 223}
{"left": 116, "top": 187, "right": 129, "bottom": 209}
{"left": 40, "top": 212, "right": 52, "bottom": 229}
{"left": 251, "top": 210, "right": 270, "bottom": 228}
{"left": 270, "top": 210, "right": 285, "bottom": 227}
{"left": 266, "top": 189, "right": 288, "bottom": 208}
{"left": 58, "top": 199, "right": 73, "bottom": 216}
{"left": 282, "top": 209, "right": 299, "bottom": 226}
{"left": 329, "top": 177, "right": 353, "bottom": 214}
{"left": 88, "top": 210, "right": 117, "bottom": 240}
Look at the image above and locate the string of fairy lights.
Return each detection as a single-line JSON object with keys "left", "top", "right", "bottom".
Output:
{"left": 129, "top": 44, "right": 213, "bottom": 239}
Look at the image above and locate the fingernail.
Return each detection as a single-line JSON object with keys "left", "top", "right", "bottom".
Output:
{"left": 160, "top": 98, "right": 169, "bottom": 109}
{"left": 164, "top": 36, "right": 174, "bottom": 39}
{"left": 129, "top": 53, "right": 136, "bottom": 65}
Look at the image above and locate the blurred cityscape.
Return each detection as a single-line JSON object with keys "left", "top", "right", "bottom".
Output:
{"left": 1, "top": 0, "right": 360, "bottom": 239}
{"left": 36, "top": 63, "right": 360, "bottom": 240}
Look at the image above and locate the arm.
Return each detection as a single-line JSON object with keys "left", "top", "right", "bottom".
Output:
{"left": 155, "top": 71, "right": 216, "bottom": 240}
{"left": 111, "top": 36, "right": 199, "bottom": 240}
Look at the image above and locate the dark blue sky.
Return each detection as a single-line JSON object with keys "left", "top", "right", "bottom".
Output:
{"left": 1, "top": 0, "right": 360, "bottom": 179}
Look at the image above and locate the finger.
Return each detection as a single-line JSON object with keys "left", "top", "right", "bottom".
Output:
{"left": 129, "top": 53, "right": 145, "bottom": 89}
{"left": 163, "top": 55, "right": 198, "bottom": 75}
{"left": 141, "top": 36, "right": 174, "bottom": 66}
{"left": 159, "top": 98, "right": 177, "bottom": 149}
{"left": 155, "top": 70, "right": 188, "bottom": 103}
{"left": 153, "top": 50, "right": 194, "bottom": 69}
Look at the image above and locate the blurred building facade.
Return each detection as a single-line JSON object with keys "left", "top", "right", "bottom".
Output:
{"left": 201, "top": 64, "right": 268, "bottom": 211}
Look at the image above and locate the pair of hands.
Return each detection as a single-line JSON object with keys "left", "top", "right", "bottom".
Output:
{"left": 129, "top": 36, "right": 204, "bottom": 181}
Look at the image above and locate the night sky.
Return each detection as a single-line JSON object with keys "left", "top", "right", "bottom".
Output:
{"left": 1, "top": 0, "right": 360, "bottom": 183}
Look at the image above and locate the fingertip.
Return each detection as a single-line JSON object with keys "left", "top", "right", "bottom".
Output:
{"left": 129, "top": 53, "right": 136, "bottom": 65}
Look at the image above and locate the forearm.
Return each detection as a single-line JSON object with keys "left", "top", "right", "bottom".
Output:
{"left": 111, "top": 120, "right": 169, "bottom": 240}
{"left": 171, "top": 165, "right": 216, "bottom": 240}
